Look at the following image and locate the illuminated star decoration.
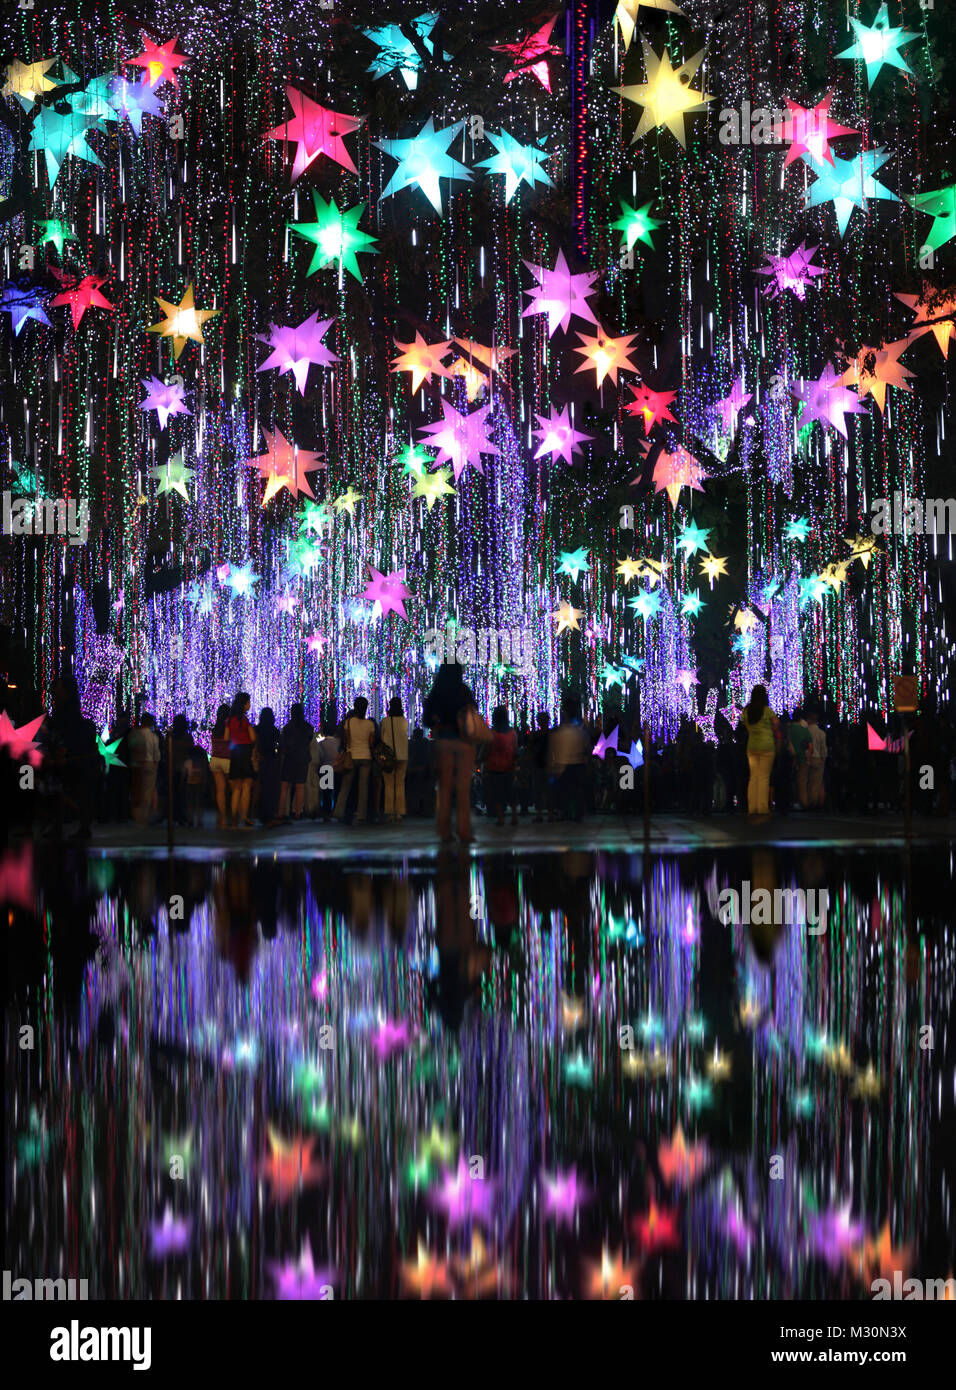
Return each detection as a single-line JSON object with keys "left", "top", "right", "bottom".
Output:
{"left": 226, "top": 564, "right": 260, "bottom": 601}
{"left": 611, "top": 198, "right": 663, "bottom": 253}
{"left": 802, "top": 148, "right": 898, "bottom": 239}
{"left": 257, "top": 312, "right": 339, "bottom": 394}
{"left": 476, "top": 129, "right": 553, "bottom": 202}
{"left": 431, "top": 1156, "right": 497, "bottom": 1228}
{"left": 574, "top": 328, "right": 640, "bottom": 388}
{"left": 491, "top": 15, "right": 562, "bottom": 93}
{"left": 626, "top": 383, "right": 676, "bottom": 432}
{"left": 651, "top": 445, "right": 707, "bottom": 508}
{"left": 362, "top": 565, "right": 412, "bottom": 620}
{"left": 791, "top": 365, "right": 867, "bottom": 438}
{"left": 699, "top": 554, "right": 728, "bottom": 587}
{"left": 845, "top": 533, "right": 877, "bottom": 568}
{"left": 540, "top": 1168, "right": 590, "bottom": 1226}
{"left": 552, "top": 601, "right": 583, "bottom": 633}
{"left": 785, "top": 517, "right": 811, "bottom": 541}
{"left": 49, "top": 270, "right": 112, "bottom": 329}
{"left": 147, "top": 284, "right": 219, "bottom": 360}
{"left": 96, "top": 727, "right": 126, "bottom": 769}
{"left": 804, "top": 1203, "right": 864, "bottom": 1271}
{"left": 149, "top": 1207, "right": 191, "bottom": 1260}
{"left": 593, "top": 726, "right": 620, "bottom": 760}
{"left": 447, "top": 337, "right": 516, "bottom": 402}
{"left": 1, "top": 283, "right": 51, "bottom": 336}
{"left": 907, "top": 183, "right": 956, "bottom": 254}
{"left": 268, "top": 1240, "right": 336, "bottom": 1300}
{"left": 630, "top": 586, "right": 662, "bottom": 620}
{"left": 139, "top": 375, "right": 191, "bottom": 430}
{"left": 2, "top": 57, "right": 59, "bottom": 108}
{"left": 375, "top": 117, "right": 472, "bottom": 215}
{"left": 584, "top": 1246, "right": 638, "bottom": 1301}
{"left": 840, "top": 340, "right": 915, "bottom": 414}
{"left": 633, "top": 1201, "right": 680, "bottom": 1253}
{"left": 782, "top": 93, "right": 857, "bottom": 167}
{"left": 108, "top": 74, "right": 163, "bottom": 135}
{"left": 333, "top": 487, "right": 363, "bottom": 517}
{"left": 264, "top": 87, "right": 362, "bottom": 181}
{"left": 244, "top": 428, "right": 324, "bottom": 505}
{"left": 401, "top": 1241, "right": 452, "bottom": 1299}
{"left": 128, "top": 36, "right": 190, "bottom": 88}
{"left": 895, "top": 285, "right": 956, "bottom": 358}
{"left": 36, "top": 219, "right": 77, "bottom": 257}
{"left": 756, "top": 240, "right": 826, "bottom": 301}
{"left": 532, "top": 406, "right": 593, "bottom": 465}
{"left": 557, "top": 547, "right": 590, "bottom": 582}
{"left": 391, "top": 331, "right": 452, "bottom": 392}
{"left": 601, "top": 662, "right": 628, "bottom": 690}
{"left": 362, "top": 14, "right": 447, "bottom": 90}
{"left": 676, "top": 520, "right": 711, "bottom": 557}
{"left": 523, "top": 249, "right": 599, "bottom": 337}
{"left": 657, "top": 1124, "right": 710, "bottom": 1186}
{"left": 411, "top": 467, "right": 455, "bottom": 511}
{"left": 613, "top": 40, "right": 713, "bottom": 148}
{"left": 28, "top": 104, "right": 103, "bottom": 188}
{"left": 261, "top": 1129, "right": 325, "bottom": 1203}
{"left": 614, "top": 0, "right": 686, "bottom": 53}
{"left": 799, "top": 575, "right": 828, "bottom": 607}
{"left": 715, "top": 378, "right": 753, "bottom": 433}
{"left": 305, "top": 631, "right": 328, "bottom": 655}
{"left": 624, "top": 738, "right": 644, "bottom": 769}
{"left": 418, "top": 401, "right": 499, "bottom": 482}
{"left": 150, "top": 452, "right": 194, "bottom": 502}
{"left": 682, "top": 591, "right": 705, "bottom": 620}
{"left": 676, "top": 668, "right": 699, "bottom": 695}
{"left": 0, "top": 711, "right": 45, "bottom": 766}
{"left": 289, "top": 195, "right": 378, "bottom": 282}
{"left": 836, "top": 3, "right": 918, "bottom": 89}
{"left": 397, "top": 442, "right": 432, "bottom": 478}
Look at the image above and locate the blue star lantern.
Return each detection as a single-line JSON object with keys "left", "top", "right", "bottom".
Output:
{"left": 109, "top": 75, "right": 164, "bottom": 136}
{"left": 28, "top": 103, "right": 104, "bottom": 187}
{"left": 629, "top": 587, "right": 662, "bottom": 620}
{"left": 785, "top": 517, "right": 811, "bottom": 541}
{"left": 1, "top": 282, "right": 51, "bottom": 335}
{"left": 375, "top": 118, "right": 473, "bottom": 215}
{"left": 680, "top": 591, "right": 705, "bottom": 617}
{"left": 802, "top": 148, "right": 898, "bottom": 239}
{"left": 557, "top": 546, "right": 590, "bottom": 582}
{"left": 476, "top": 129, "right": 554, "bottom": 203}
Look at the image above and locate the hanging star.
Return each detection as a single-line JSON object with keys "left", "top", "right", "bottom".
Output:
{"left": 476, "top": 129, "right": 553, "bottom": 202}
{"left": 803, "top": 148, "right": 898, "bottom": 239}
{"left": 625, "top": 383, "right": 676, "bottom": 431}
{"left": 584, "top": 1246, "right": 638, "bottom": 1301}
{"left": 333, "top": 487, "right": 363, "bottom": 517}
{"left": 657, "top": 1124, "right": 710, "bottom": 1186}
{"left": 304, "top": 631, "right": 328, "bottom": 656}
{"left": 391, "top": 331, "right": 452, "bottom": 392}
{"left": 431, "top": 1155, "right": 497, "bottom": 1228}
{"left": 288, "top": 195, "right": 378, "bottom": 282}
{"left": 782, "top": 93, "right": 857, "bottom": 167}
{"left": 0, "top": 711, "right": 45, "bottom": 766}
{"left": 840, "top": 340, "right": 914, "bottom": 414}
{"left": 895, "top": 284, "right": 956, "bottom": 358}
{"left": 799, "top": 575, "right": 828, "bottom": 607}
{"left": 552, "top": 601, "right": 583, "bottom": 633}
{"left": 557, "top": 547, "right": 590, "bottom": 582}
{"left": 28, "top": 104, "right": 103, "bottom": 187}
{"left": 675, "top": 667, "right": 699, "bottom": 695}
{"left": 574, "top": 328, "right": 640, "bottom": 388}
{"left": 362, "top": 14, "right": 447, "bottom": 90}
{"left": 681, "top": 591, "right": 705, "bottom": 616}
{"left": 376, "top": 117, "right": 472, "bottom": 215}
{"left": 792, "top": 365, "right": 867, "bottom": 437}
{"left": 756, "top": 240, "right": 826, "bottom": 301}
{"left": 362, "top": 565, "right": 412, "bottom": 620}
{"left": 611, "top": 197, "right": 663, "bottom": 253}
{"left": 805, "top": 1203, "right": 864, "bottom": 1271}
{"left": 147, "top": 284, "right": 219, "bottom": 360}
{"left": 630, "top": 586, "right": 663, "bottom": 619}
{"left": 733, "top": 609, "right": 758, "bottom": 634}
{"left": 257, "top": 312, "right": 339, "bottom": 394}
{"left": 593, "top": 726, "right": 620, "bottom": 760}
{"left": 907, "top": 182, "right": 956, "bottom": 254}
{"left": 298, "top": 500, "right": 333, "bottom": 536}
{"left": 785, "top": 517, "right": 811, "bottom": 541}
{"left": 244, "top": 428, "right": 324, "bottom": 506}
{"left": 633, "top": 1201, "right": 680, "bottom": 1253}
{"left": 2, "top": 57, "right": 59, "bottom": 107}
{"left": 675, "top": 520, "right": 711, "bottom": 557}
{"left": 651, "top": 445, "right": 707, "bottom": 507}
{"left": 563, "top": 1048, "right": 594, "bottom": 1087}
{"left": 613, "top": 40, "right": 713, "bottom": 148}
{"left": 36, "top": 219, "right": 77, "bottom": 257}
{"left": 148, "top": 1206, "right": 191, "bottom": 1260}
{"left": 616, "top": 557, "right": 645, "bottom": 583}
{"left": 601, "top": 662, "right": 628, "bottom": 690}
{"left": 397, "top": 443, "right": 432, "bottom": 478}
{"left": 845, "top": 533, "right": 877, "bottom": 568}
{"left": 108, "top": 74, "right": 164, "bottom": 136}
{"left": 412, "top": 467, "right": 456, "bottom": 511}
{"left": 491, "top": 15, "right": 562, "bottom": 93}
{"left": 624, "top": 739, "right": 644, "bottom": 769}
{"left": 400, "top": 1241, "right": 453, "bottom": 1299}
{"left": 225, "top": 561, "right": 260, "bottom": 600}
{"left": 49, "top": 270, "right": 113, "bottom": 329}
{"left": 268, "top": 1240, "right": 336, "bottom": 1301}
{"left": 699, "top": 554, "right": 728, "bottom": 587}
{"left": 261, "top": 1129, "right": 325, "bottom": 1203}
{"left": 264, "top": 87, "right": 361, "bottom": 181}
{"left": 128, "top": 36, "right": 190, "bottom": 88}
{"left": 418, "top": 401, "right": 499, "bottom": 482}
{"left": 150, "top": 452, "right": 194, "bottom": 502}
{"left": 836, "top": 3, "right": 918, "bottom": 88}
{"left": 540, "top": 1168, "right": 590, "bottom": 1226}
{"left": 634, "top": 556, "right": 670, "bottom": 586}
{"left": 531, "top": 406, "right": 593, "bottom": 465}
{"left": 715, "top": 378, "right": 753, "bottom": 433}
{"left": 1, "top": 283, "right": 51, "bottom": 336}
{"left": 447, "top": 337, "right": 516, "bottom": 402}
{"left": 820, "top": 561, "right": 849, "bottom": 592}
{"left": 58, "top": 69, "right": 118, "bottom": 123}
{"left": 614, "top": 0, "right": 685, "bottom": 52}
{"left": 139, "top": 376, "right": 191, "bottom": 430}
{"left": 96, "top": 727, "right": 126, "bottom": 769}
{"left": 522, "top": 249, "right": 599, "bottom": 337}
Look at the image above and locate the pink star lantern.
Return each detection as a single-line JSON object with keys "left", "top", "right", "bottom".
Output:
{"left": 532, "top": 406, "right": 593, "bottom": 464}
{"left": 418, "top": 401, "right": 499, "bottom": 482}
{"left": 715, "top": 378, "right": 753, "bottom": 433}
{"left": 305, "top": 631, "right": 328, "bottom": 655}
{"left": 540, "top": 1167, "right": 590, "bottom": 1225}
{"left": 128, "top": 36, "right": 189, "bottom": 88}
{"left": 0, "top": 843, "right": 34, "bottom": 910}
{"left": 50, "top": 270, "right": 113, "bottom": 329}
{"left": 676, "top": 668, "right": 699, "bottom": 695}
{"left": 362, "top": 564, "right": 412, "bottom": 620}
{"left": 268, "top": 1241, "right": 336, "bottom": 1300}
{"left": 791, "top": 365, "right": 867, "bottom": 438}
{"left": 625, "top": 383, "right": 676, "bottom": 432}
{"left": 651, "top": 445, "right": 708, "bottom": 507}
{"left": 264, "top": 86, "right": 362, "bottom": 181}
{"left": 431, "top": 1156, "right": 497, "bottom": 1229}
{"left": 491, "top": 15, "right": 562, "bottom": 93}
{"left": 522, "top": 249, "right": 599, "bottom": 336}
{"left": 370, "top": 1018, "right": 412, "bottom": 1060}
{"left": 216, "top": 563, "right": 231, "bottom": 585}
{"left": 756, "top": 241, "right": 826, "bottom": 301}
{"left": 276, "top": 593, "right": 299, "bottom": 615}
{"left": 593, "top": 726, "right": 620, "bottom": 759}
{"left": 0, "top": 711, "right": 45, "bottom": 767}
{"left": 257, "top": 312, "right": 339, "bottom": 394}
{"left": 139, "top": 375, "right": 191, "bottom": 430}
{"left": 244, "top": 428, "right": 324, "bottom": 505}
{"left": 782, "top": 93, "right": 857, "bottom": 167}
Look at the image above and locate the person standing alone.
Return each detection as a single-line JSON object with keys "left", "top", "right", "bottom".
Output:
{"left": 740, "top": 684, "right": 780, "bottom": 816}
{"left": 334, "top": 696, "right": 376, "bottom": 824}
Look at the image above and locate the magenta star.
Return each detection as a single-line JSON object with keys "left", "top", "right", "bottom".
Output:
{"left": 362, "top": 564, "right": 412, "bottom": 620}
{"left": 715, "top": 378, "right": 753, "bottom": 433}
{"left": 592, "top": 726, "right": 620, "bottom": 760}
{"left": 431, "top": 1156, "right": 497, "bottom": 1229}
{"left": 263, "top": 87, "right": 362, "bottom": 181}
{"left": 540, "top": 1167, "right": 590, "bottom": 1225}
{"left": 50, "top": 270, "right": 113, "bottom": 329}
{"left": 791, "top": 365, "right": 867, "bottom": 438}
{"left": 139, "top": 375, "right": 191, "bottom": 430}
{"left": 257, "top": 312, "right": 339, "bottom": 395}
{"left": 522, "top": 249, "right": 599, "bottom": 336}
{"left": 804, "top": 1202, "right": 864, "bottom": 1271}
{"left": 268, "top": 1241, "right": 336, "bottom": 1300}
{"left": 305, "top": 631, "right": 327, "bottom": 655}
{"left": 756, "top": 240, "right": 826, "bottom": 301}
{"left": 148, "top": 1207, "right": 191, "bottom": 1259}
{"left": 418, "top": 400, "right": 500, "bottom": 482}
{"left": 0, "top": 710, "right": 45, "bottom": 766}
{"left": 276, "top": 592, "right": 299, "bottom": 615}
{"left": 532, "top": 405, "right": 593, "bottom": 464}
{"left": 370, "top": 1018, "right": 412, "bottom": 1060}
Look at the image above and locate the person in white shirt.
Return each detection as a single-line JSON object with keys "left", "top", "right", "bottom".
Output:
{"left": 128, "top": 713, "right": 161, "bottom": 824}
{"left": 380, "top": 696, "right": 410, "bottom": 822}
{"left": 334, "top": 697, "right": 376, "bottom": 824}
{"left": 806, "top": 711, "right": 827, "bottom": 808}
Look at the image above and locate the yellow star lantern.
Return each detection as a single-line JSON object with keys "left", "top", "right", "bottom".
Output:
{"left": 844, "top": 534, "right": 876, "bottom": 569}
{"left": 400, "top": 1241, "right": 452, "bottom": 1299}
{"left": 820, "top": 561, "right": 849, "bottom": 592}
{"left": 573, "top": 327, "right": 640, "bottom": 387}
{"left": 613, "top": 40, "right": 713, "bottom": 148}
{"left": 2, "top": 57, "right": 58, "bottom": 104}
{"left": 614, "top": 1, "right": 686, "bottom": 53}
{"left": 552, "top": 600, "right": 583, "bottom": 633}
{"left": 851, "top": 1062, "right": 881, "bottom": 1099}
{"left": 390, "top": 331, "right": 452, "bottom": 392}
{"left": 840, "top": 340, "right": 915, "bottom": 414}
{"left": 147, "top": 284, "right": 219, "bottom": 360}
{"left": 448, "top": 337, "right": 516, "bottom": 402}
{"left": 244, "top": 428, "right": 323, "bottom": 505}
{"left": 699, "top": 554, "right": 728, "bottom": 587}
{"left": 622, "top": 1048, "right": 669, "bottom": 1078}
{"left": 333, "top": 487, "right": 363, "bottom": 517}
{"left": 411, "top": 467, "right": 455, "bottom": 511}
{"left": 705, "top": 1047, "right": 732, "bottom": 1081}
{"left": 616, "top": 556, "right": 644, "bottom": 583}
{"left": 896, "top": 284, "right": 956, "bottom": 359}
{"left": 734, "top": 608, "right": 758, "bottom": 633}
{"left": 584, "top": 1246, "right": 639, "bottom": 1300}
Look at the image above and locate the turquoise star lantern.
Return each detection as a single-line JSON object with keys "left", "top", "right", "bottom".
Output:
{"left": 836, "top": 4, "right": 918, "bottom": 89}
{"left": 28, "top": 104, "right": 104, "bottom": 187}
{"left": 802, "top": 148, "right": 898, "bottom": 238}
{"left": 676, "top": 520, "right": 711, "bottom": 557}
{"left": 799, "top": 575, "right": 828, "bottom": 608}
{"left": 96, "top": 727, "right": 126, "bottom": 769}
{"left": 785, "top": 517, "right": 811, "bottom": 541}
{"left": 907, "top": 183, "right": 956, "bottom": 254}
{"left": 557, "top": 546, "right": 590, "bottom": 581}
{"left": 476, "top": 129, "right": 553, "bottom": 203}
{"left": 375, "top": 117, "right": 473, "bottom": 214}
{"left": 629, "top": 587, "right": 663, "bottom": 620}
{"left": 362, "top": 14, "right": 447, "bottom": 90}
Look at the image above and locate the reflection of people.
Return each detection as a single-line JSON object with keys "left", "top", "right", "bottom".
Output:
{"left": 423, "top": 664, "right": 475, "bottom": 843}
{"left": 740, "top": 685, "right": 779, "bottom": 815}
{"left": 431, "top": 848, "right": 492, "bottom": 1028}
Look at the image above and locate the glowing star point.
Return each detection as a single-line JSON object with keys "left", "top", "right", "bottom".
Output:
{"left": 139, "top": 376, "right": 191, "bottom": 430}
{"left": 431, "top": 1155, "right": 497, "bottom": 1228}
{"left": 490, "top": 15, "right": 562, "bottom": 93}
{"left": 782, "top": 93, "right": 857, "bottom": 167}
{"left": 418, "top": 401, "right": 499, "bottom": 483}
{"left": 244, "top": 428, "right": 324, "bottom": 506}
{"left": 36, "top": 219, "right": 77, "bottom": 257}
{"left": 476, "top": 129, "right": 554, "bottom": 203}
{"left": 557, "top": 547, "right": 590, "bottom": 582}
{"left": 613, "top": 39, "right": 713, "bottom": 148}
{"left": 264, "top": 87, "right": 362, "bottom": 182}
{"left": 147, "top": 284, "right": 219, "bottom": 360}
{"left": 49, "top": 270, "right": 113, "bottom": 329}
{"left": 411, "top": 467, "right": 455, "bottom": 512}
{"left": 574, "top": 328, "right": 640, "bottom": 388}
{"left": 540, "top": 1168, "right": 590, "bottom": 1225}
{"left": 333, "top": 487, "right": 363, "bottom": 517}
{"left": 257, "top": 312, "right": 339, "bottom": 394}
{"left": 523, "top": 249, "right": 599, "bottom": 337}
{"left": 362, "top": 565, "right": 412, "bottom": 620}
{"left": 289, "top": 195, "right": 378, "bottom": 282}
{"left": 375, "top": 117, "right": 472, "bottom": 215}
{"left": 610, "top": 197, "right": 663, "bottom": 252}
{"left": 150, "top": 452, "right": 194, "bottom": 502}
{"left": 128, "top": 36, "right": 190, "bottom": 89}
{"left": 532, "top": 406, "right": 593, "bottom": 464}
{"left": 699, "top": 554, "right": 728, "bottom": 587}
{"left": 836, "top": 3, "right": 918, "bottom": 88}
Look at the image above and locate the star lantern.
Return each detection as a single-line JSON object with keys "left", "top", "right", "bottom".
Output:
{"left": 288, "top": 194, "right": 378, "bottom": 282}
{"left": 264, "top": 88, "right": 361, "bottom": 181}
{"left": 375, "top": 118, "right": 473, "bottom": 214}
{"left": 147, "top": 284, "right": 219, "bottom": 360}
{"left": 523, "top": 249, "right": 599, "bottom": 337}
{"left": 490, "top": 16, "right": 562, "bottom": 92}
{"left": 49, "top": 270, "right": 113, "bottom": 329}
{"left": 362, "top": 566, "right": 412, "bottom": 620}
{"left": 418, "top": 401, "right": 499, "bottom": 482}
{"left": 128, "top": 36, "right": 190, "bottom": 88}
{"left": 836, "top": 4, "right": 918, "bottom": 88}
{"left": 625, "top": 383, "right": 676, "bottom": 431}
{"left": 840, "top": 340, "right": 915, "bottom": 414}
{"left": 139, "top": 376, "right": 191, "bottom": 430}
{"left": 257, "top": 312, "right": 339, "bottom": 394}
{"left": 574, "top": 328, "right": 640, "bottom": 388}
{"left": 613, "top": 40, "right": 713, "bottom": 147}
{"left": 244, "top": 428, "right": 324, "bottom": 505}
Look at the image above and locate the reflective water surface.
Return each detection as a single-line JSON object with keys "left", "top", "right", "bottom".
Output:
{"left": 4, "top": 844, "right": 955, "bottom": 1299}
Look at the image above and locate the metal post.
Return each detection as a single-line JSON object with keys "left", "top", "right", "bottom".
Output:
{"left": 167, "top": 729, "right": 174, "bottom": 850}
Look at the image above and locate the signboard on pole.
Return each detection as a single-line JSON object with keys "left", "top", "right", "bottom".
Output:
{"left": 891, "top": 675, "right": 918, "bottom": 712}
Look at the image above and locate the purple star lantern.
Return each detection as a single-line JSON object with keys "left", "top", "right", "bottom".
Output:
{"left": 139, "top": 375, "right": 191, "bottom": 430}
{"left": 257, "top": 311, "right": 339, "bottom": 395}
{"left": 532, "top": 405, "right": 593, "bottom": 465}
{"left": 268, "top": 1241, "right": 337, "bottom": 1300}
{"left": 418, "top": 401, "right": 500, "bottom": 482}
{"left": 109, "top": 75, "right": 163, "bottom": 136}
{"left": 592, "top": 726, "right": 620, "bottom": 759}
{"left": 369, "top": 1017, "right": 412, "bottom": 1060}
{"left": 540, "top": 1167, "right": 590, "bottom": 1226}
{"left": 756, "top": 240, "right": 826, "bottom": 301}
{"left": 715, "top": 378, "right": 753, "bottom": 433}
{"left": 361, "top": 565, "right": 412, "bottom": 620}
{"left": 431, "top": 1156, "right": 497, "bottom": 1229}
{"left": 804, "top": 1202, "right": 864, "bottom": 1271}
{"left": 791, "top": 365, "right": 867, "bottom": 438}
{"left": 522, "top": 248, "right": 599, "bottom": 336}
{"left": 149, "top": 1206, "right": 191, "bottom": 1259}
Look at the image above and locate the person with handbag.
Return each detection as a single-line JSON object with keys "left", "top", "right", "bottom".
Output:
{"left": 333, "top": 696, "right": 376, "bottom": 824}
{"left": 378, "top": 696, "right": 409, "bottom": 822}
{"left": 423, "top": 662, "right": 487, "bottom": 843}
{"left": 226, "top": 691, "right": 257, "bottom": 828}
